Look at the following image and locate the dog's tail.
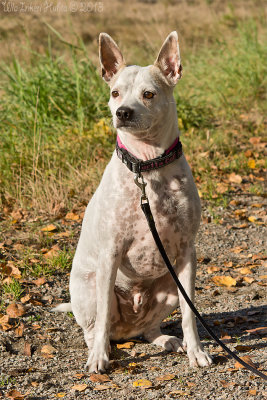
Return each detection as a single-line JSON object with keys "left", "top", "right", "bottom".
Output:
{"left": 52, "top": 303, "right": 72, "bottom": 312}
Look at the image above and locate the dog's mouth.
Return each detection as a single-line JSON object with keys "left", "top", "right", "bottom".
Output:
{"left": 116, "top": 118, "right": 150, "bottom": 132}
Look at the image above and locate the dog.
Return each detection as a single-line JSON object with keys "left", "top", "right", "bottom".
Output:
{"left": 54, "top": 31, "right": 213, "bottom": 373}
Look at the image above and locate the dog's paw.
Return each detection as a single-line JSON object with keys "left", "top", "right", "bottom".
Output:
{"left": 152, "top": 335, "right": 185, "bottom": 353}
{"left": 187, "top": 346, "right": 213, "bottom": 367}
{"left": 85, "top": 348, "right": 109, "bottom": 373}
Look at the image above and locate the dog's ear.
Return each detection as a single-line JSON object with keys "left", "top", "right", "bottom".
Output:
{"left": 99, "top": 33, "right": 125, "bottom": 84}
{"left": 154, "top": 31, "right": 182, "bottom": 86}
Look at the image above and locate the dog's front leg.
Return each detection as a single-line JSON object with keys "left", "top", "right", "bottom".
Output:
{"left": 85, "top": 251, "right": 119, "bottom": 373}
{"left": 177, "top": 247, "right": 213, "bottom": 367}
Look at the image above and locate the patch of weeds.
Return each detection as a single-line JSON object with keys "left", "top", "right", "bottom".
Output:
{"left": 248, "top": 184, "right": 264, "bottom": 195}
{"left": 67, "top": 312, "right": 74, "bottom": 318}
{"left": 48, "top": 248, "right": 74, "bottom": 272}
{"left": 0, "top": 375, "right": 17, "bottom": 387}
{"left": 27, "top": 262, "right": 54, "bottom": 277}
{"left": 27, "top": 314, "right": 41, "bottom": 323}
{"left": 2, "top": 279, "right": 24, "bottom": 300}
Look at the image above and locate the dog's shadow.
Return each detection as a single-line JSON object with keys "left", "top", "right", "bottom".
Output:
{"left": 109, "top": 304, "right": 267, "bottom": 369}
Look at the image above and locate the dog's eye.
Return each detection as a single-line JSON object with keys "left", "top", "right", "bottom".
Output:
{"left": 143, "top": 91, "right": 155, "bottom": 99}
{"left": 111, "top": 90, "right": 119, "bottom": 98}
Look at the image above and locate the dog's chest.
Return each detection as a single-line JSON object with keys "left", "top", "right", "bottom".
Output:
{"left": 117, "top": 173, "right": 194, "bottom": 278}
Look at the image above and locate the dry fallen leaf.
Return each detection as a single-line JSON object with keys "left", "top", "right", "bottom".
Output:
{"left": 212, "top": 276, "right": 237, "bottom": 287}
{"left": 207, "top": 266, "right": 220, "bottom": 274}
{"left": 238, "top": 267, "right": 252, "bottom": 275}
{"left": 41, "top": 224, "right": 57, "bottom": 232}
{"left": 43, "top": 245, "right": 60, "bottom": 259}
{"left": 89, "top": 374, "right": 111, "bottom": 383}
{"left": 55, "top": 393, "right": 66, "bottom": 398}
{"left": 6, "top": 303, "right": 25, "bottom": 318}
{"left": 117, "top": 341, "right": 135, "bottom": 349}
{"left": 1, "top": 263, "right": 21, "bottom": 279}
{"left": 132, "top": 379, "right": 153, "bottom": 388}
{"left": 71, "top": 384, "right": 88, "bottom": 392}
{"left": 169, "top": 390, "right": 191, "bottom": 397}
{"left": 30, "top": 382, "right": 39, "bottom": 387}
{"left": 65, "top": 212, "right": 80, "bottom": 221}
{"left": 32, "top": 277, "right": 46, "bottom": 286}
{"left": 224, "top": 261, "right": 233, "bottom": 268}
{"left": 243, "top": 276, "right": 254, "bottom": 284}
{"left": 246, "top": 327, "right": 267, "bottom": 336}
{"left": 20, "top": 294, "right": 31, "bottom": 304}
{"left": 235, "top": 345, "right": 252, "bottom": 352}
{"left": 216, "top": 183, "right": 228, "bottom": 193}
{"left": 74, "top": 373, "right": 86, "bottom": 379}
{"left": 24, "top": 342, "right": 32, "bottom": 357}
{"left": 247, "top": 158, "right": 256, "bottom": 169}
{"left": 6, "top": 390, "right": 25, "bottom": 399}
{"left": 15, "top": 323, "right": 24, "bottom": 337}
{"left": 156, "top": 374, "right": 176, "bottom": 381}
{"left": 228, "top": 173, "right": 242, "bottom": 184}
{"left": 41, "top": 344, "right": 56, "bottom": 358}
{"left": 93, "top": 385, "right": 110, "bottom": 391}
{"left": 248, "top": 216, "right": 257, "bottom": 223}
{"left": 248, "top": 389, "right": 257, "bottom": 396}
{"left": 234, "top": 356, "right": 257, "bottom": 370}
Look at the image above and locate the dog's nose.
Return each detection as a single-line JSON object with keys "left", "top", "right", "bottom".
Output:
{"left": 116, "top": 107, "right": 133, "bottom": 121}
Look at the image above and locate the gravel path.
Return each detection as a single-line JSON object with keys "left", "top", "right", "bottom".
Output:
{"left": 0, "top": 194, "right": 266, "bottom": 399}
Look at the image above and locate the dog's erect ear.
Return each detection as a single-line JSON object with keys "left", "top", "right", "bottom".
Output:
{"left": 99, "top": 33, "right": 125, "bottom": 83}
{"left": 154, "top": 31, "right": 182, "bottom": 86}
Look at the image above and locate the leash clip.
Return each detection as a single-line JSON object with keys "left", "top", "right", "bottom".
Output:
{"left": 134, "top": 173, "right": 148, "bottom": 204}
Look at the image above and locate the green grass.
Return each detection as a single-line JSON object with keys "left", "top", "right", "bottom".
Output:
{"left": 2, "top": 279, "right": 24, "bottom": 300}
{"left": 0, "top": 20, "right": 266, "bottom": 211}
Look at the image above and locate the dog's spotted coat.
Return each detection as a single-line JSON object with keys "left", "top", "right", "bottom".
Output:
{"left": 55, "top": 31, "right": 213, "bottom": 372}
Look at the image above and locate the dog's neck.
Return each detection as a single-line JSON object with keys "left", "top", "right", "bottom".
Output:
{"left": 117, "top": 115, "right": 180, "bottom": 161}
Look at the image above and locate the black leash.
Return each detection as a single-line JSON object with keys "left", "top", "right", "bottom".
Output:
{"left": 134, "top": 173, "right": 267, "bottom": 381}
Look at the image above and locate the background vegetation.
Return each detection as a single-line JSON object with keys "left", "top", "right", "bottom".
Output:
{"left": 0, "top": 1, "right": 266, "bottom": 214}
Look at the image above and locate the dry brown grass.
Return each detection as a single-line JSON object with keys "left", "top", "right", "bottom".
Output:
{"left": 0, "top": 0, "right": 265, "bottom": 65}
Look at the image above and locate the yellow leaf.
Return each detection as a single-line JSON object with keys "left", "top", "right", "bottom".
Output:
{"left": 41, "top": 224, "right": 57, "bottom": 232}
{"left": 198, "top": 189, "right": 203, "bottom": 198}
{"left": 207, "top": 266, "right": 220, "bottom": 274}
{"left": 248, "top": 216, "right": 257, "bottom": 223}
{"left": 132, "top": 379, "right": 152, "bottom": 388}
{"left": 238, "top": 267, "right": 252, "bottom": 275}
{"left": 247, "top": 158, "right": 256, "bottom": 169}
{"left": 243, "top": 276, "right": 254, "bottom": 284}
{"left": 212, "top": 276, "right": 236, "bottom": 287}
{"left": 65, "top": 212, "right": 80, "bottom": 221}
{"left": 117, "top": 342, "right": 135, "bottom": 349}
{"left": 56, "top": 393, "right": 66, "bottom": 398}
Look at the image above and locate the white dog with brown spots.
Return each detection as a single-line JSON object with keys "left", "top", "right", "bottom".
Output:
{"left": 55, "top": 31, "right": 213, "bottom": 372}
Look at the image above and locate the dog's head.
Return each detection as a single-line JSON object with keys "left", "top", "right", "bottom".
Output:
{"left": 99, "top": 32, "right": 182, "bottom": 138}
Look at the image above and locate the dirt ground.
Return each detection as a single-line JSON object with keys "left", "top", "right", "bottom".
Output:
{"left": 0, "top": 192, "right": 266, "bottom": 399}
